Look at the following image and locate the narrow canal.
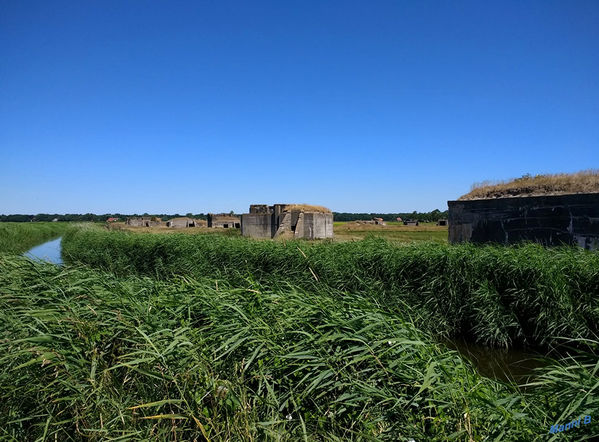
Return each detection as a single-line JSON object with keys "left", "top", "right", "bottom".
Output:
{"left": 23, "top": 236, "right": 63, "bottom": 265}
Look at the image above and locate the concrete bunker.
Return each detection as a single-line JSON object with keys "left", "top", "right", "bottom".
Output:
{"left": 207, "top": 214, "right": 241, "bottom": 228}
{"left": 166, "top": 217, "right": 197, "bottom": 228}
{"left": 241, "top": 204, "right": 333, "bottom": 239}
{"left": 126, "top": 217, "right": 162, "bottom": 227}
{"left": 448, "top": 172, "right": 599, "bottom": 250}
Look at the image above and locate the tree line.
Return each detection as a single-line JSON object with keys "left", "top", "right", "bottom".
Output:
{"left": 0, "top": 213, "right": 210, "bottom": 222}
{"left": 1, "top": 209, "right": 448, "bottom": 223}
{"left": 333, "top": 209, "right": 448, "bottom": 222}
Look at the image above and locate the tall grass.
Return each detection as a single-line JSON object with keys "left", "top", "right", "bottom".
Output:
{"left": 63, "top": 228, "right": 599, "bottom": 350}
{"left": 3, "top": 255, "right": 597, "bottom": 440}
{"left": 0, "top": 222, "right": 70, "bottom": 254}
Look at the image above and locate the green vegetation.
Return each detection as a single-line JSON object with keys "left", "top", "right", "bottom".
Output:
{"left": 63, "top": 228, "right": 599, "bottom": 350}
{"left": 0, "top": 222, "right": 70, "bottom": 254}
{"left": 1, "top": 255, "right": 597, "bottom": 440}
{"left": 1, "top": 223, "right": 597, "bottom": 439}
{"left": 333, "top": 222, "right": 448, "bottom": 243}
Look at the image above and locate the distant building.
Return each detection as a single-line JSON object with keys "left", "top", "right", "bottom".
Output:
{"left": 166, "top": 217, "right": 197, "bottom": 228}
{"left": 207, "top": 214, "right": 241, "bottom": 228}
{"left": 126, "top": 217, "right": 162, "bottom": 227}
{"left": 437, "top": 219, "right": 448, "bottom": 226}
{"left": 242, "top": 204, "right": 333, "bottom": 239}
{"left": 373, "top": 217, "right": 386, "bottom": 226}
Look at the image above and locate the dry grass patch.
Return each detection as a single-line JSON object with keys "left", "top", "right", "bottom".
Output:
{"left": 459, "top": 170, "right": 599, "bottom": 200}
{"left": 283, "top": 204, "right": 331, "bottom": 213}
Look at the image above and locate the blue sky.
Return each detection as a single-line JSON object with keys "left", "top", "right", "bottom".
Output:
{"left": 1, "top": 1, "right": 597, "bottom": 214}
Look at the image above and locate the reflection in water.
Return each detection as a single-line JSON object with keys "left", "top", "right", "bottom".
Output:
{"left": 445, "top": 338, "right": 547, "bottom": 386}
{"left": 23, "top": 237, "right": 63, "bottom": 265}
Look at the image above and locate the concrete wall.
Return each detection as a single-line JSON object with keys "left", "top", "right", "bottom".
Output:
{"left": 127, "top": 218, "right": 161, "bottom": 227}
{"left": 448, "top": 193, "right": 599, "bottom": 250}
{"left": 242, "top": 210, "right": 333, "bottom": 239}
{"left": 298, "top": 212, "right": 334, "bottom": 239}
{"left": 167, "top": 218, "right": 194, "bottom": 228}
{"left": 249, "top": 205, "right": 269, "bottom": 214}
{"left": 208, "top": 214, "right": 240, "bottom": 228}
{"left": 241, "top": 213, "right": 273, "bottom": 238}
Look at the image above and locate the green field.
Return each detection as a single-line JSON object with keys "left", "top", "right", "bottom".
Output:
{"left": 0, "top": 223, "right": 597, "bottom": 440}
{"left": 333, "top": 221, "right": 448, "bottom": 243}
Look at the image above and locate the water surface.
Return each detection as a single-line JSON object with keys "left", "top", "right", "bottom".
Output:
{"left": 446, "top": 338, "right": 546, "bottom": 386}
{"left": 24, "top": 237, "right": 63, "bottom": 265}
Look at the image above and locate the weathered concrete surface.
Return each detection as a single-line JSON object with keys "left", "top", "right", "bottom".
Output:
{"left": 448, "top": 193, "right": 599, "bottom": 250}
{"left": 241, "top": 213, "right": 273, "bottom": 238}
{"left": 250, "top": 205, "right": 269, "bottom": 214}
{"left": 166, "top": 217, "right": 195, "bottom": 228}
{"left": 299, "top": 212, "right": 333, "bottom": 239}
{"left": 241, "top": 204, "right": 334, "bottom": 239}
{"left": 207, "top": 214, "right": 241, "bottom": 228}
{"left": 126, "top": 217, "right": 162, "bottom": 227}
{"left": 274, "top": 212, "right": 293, "bottom": 238}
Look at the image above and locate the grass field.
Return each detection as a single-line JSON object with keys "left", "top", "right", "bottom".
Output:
{"left": 1, "top": 223, "right": 598, "bottom": 440}
{"left": 333, "top": 221, "right": 447, "bottom": 243}
{"left": 114, "top": 220, "right": 447, "bottom": 243}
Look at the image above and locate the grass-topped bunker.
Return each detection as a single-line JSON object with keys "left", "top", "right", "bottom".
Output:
{"left": 448, "top": 171, "right": 599, "bottom": 249}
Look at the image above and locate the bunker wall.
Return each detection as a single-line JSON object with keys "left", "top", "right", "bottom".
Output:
{"left": 300, "top": 212, "right": 334, "bottom": 239}
{"left": 448, "top": 193, "right": 599, "bottom": 250}
{"left": 241, "top": 213, "right": 273, "bottom": 238}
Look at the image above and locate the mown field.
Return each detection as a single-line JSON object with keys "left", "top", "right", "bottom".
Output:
{"left": 1, "top": 223, "right": 598, "bottom": 440}
{"left": 333, "top": 221, "right": 447, "bottom": 243}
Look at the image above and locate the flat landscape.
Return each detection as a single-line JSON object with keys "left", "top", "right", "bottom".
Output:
{"left": 111, "top": 220, "right": 449, "bottom": 243}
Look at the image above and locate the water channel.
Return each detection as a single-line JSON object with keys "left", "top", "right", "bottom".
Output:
{"left": 23, "top": 236, "right": 63, "bottom": 265}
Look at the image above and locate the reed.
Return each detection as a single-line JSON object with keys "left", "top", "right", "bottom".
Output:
{"left": 0, "top": 222, "right": 70, "bottom": 254}
{"left": 63, "top": 228, "right": 599, "bottom": 350}
{"left": 3, "top": 255, "right": 597, "bottom": 440}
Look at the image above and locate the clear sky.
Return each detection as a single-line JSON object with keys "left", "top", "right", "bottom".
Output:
{"left": 1, "top": 1, "right": 597, "bottom": 214}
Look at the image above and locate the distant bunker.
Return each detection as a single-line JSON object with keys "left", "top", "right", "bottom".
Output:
{"left": 126, "top": 217, "right": 162, "bottom": 227}
{"left": 166, "top": 217, "right": 198, "bottom": 228}
{"left": 241, "top": 204, "right": 333, "bottom": 239}
{"left": 207, "top": 214, "right": 241, "bottom": 229}
{"left": 448, "top": 193, "right": 599, "bottom": 250}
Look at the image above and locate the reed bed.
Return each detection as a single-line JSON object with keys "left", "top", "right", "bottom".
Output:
{"left": 3, "top": 255, "right": 598, "bottom": 440}
{"left": 0, "top": 222, "right": 70, "bottom": 254}
{"left": 63, "top": 228, "right": 599, "bottom": 350}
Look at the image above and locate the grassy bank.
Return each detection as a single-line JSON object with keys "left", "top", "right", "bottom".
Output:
{"left": 62, "top": 228, "right": 599, "bottom": 350}
{"left": 0, "top": 222, "right": 71, "bottom": 254}
{"left": 2, "top": 255, "right": 597, "bottom": 440}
